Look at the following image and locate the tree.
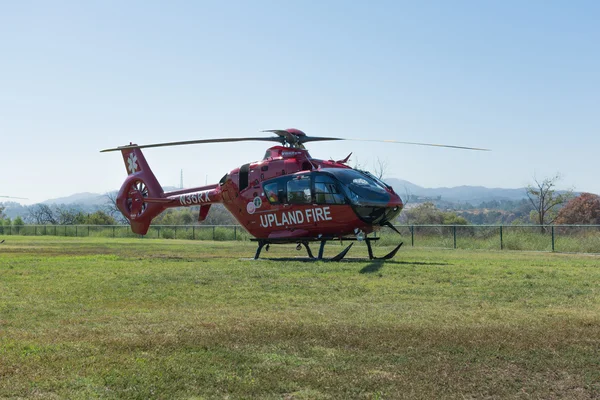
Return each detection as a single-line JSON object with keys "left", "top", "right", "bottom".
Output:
{"left": 555, "top": 193, "right": 600, "bottom": 225}
{"left": 373, "top": 158, "right": 389, "bottom": 180}
{"left": 103, "top": 191, "right": 128, "bottom": 224}
{"left": 55, "top": 206, "right": 83, "bottom": 225}
{"left": 401, "top": 202, "right": 442, "bottom": 224}
{"left": 352, "top": 155, "right": 365, "bottom": 170}
{"left": 526, "top": 174, "right": 573, "bottom": 232}
{"left": 400, "top": 185, "right": 413, "bottom": 213}
{"left": 84, "top": 211, "right": 117, "bottom": 225}
{"left": 0, "top": 205, "right": 5, "bottom": 220}
{"left": 27, "top": 204, "right": 58, "bottom": 224}
{"left": 442, "top": 213, "right": 468, "bottom": 225}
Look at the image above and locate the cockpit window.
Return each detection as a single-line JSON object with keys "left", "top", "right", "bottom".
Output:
{"left": 360, "top": 170, "right": 391, "bottom": 189}
{"left": 324, "top": 169, "right": 390, "bottom": 205}
{"left": 314, "top": 174, "right": 345, "bottom": 204}
{"left": 287, "top": 175, "right": 312, "bottom": 204}
{"left": 264, "top": 181, "right": 279, "bottom": 204}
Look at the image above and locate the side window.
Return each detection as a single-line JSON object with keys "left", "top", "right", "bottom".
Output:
{"left": 263, "top": 182, "right": 279, "bottom": 204}
{"left": 314, "top": 174, "right": 345, "bottom": 204}
{"left": 287, "top": 175, "right": 312, "bottom": 204}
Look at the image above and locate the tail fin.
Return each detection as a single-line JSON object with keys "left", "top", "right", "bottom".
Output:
{"left": 116, "top": 147, "right": 166, "bottom": 235}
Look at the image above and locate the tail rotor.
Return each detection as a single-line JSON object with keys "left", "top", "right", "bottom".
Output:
{"left": 124, "top": 180, "right": 149, "bottom": 219}
{"left": 112, "top": 147, "right": 165, "bottom": 235}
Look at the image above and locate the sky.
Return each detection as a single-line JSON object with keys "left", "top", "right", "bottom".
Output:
{"left": 1, "top": 0, "right": 599, "bottom": 204}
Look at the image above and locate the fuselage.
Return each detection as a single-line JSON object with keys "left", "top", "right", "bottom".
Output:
{"left": 217, "top": 146, "right": 403, "bottom": 239}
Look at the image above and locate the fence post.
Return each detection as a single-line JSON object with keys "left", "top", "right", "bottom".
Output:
{"left": 500, "top": 225, "right": 503, "bottom": 250}
{"left": 157, "top": 227, "right": 160, "bottom": 238}
{"left": 76, "top": 226, "right": 78, "bottom": 237}
{"left": 234, "top": 226, "right": 237, "bottom": 240}
{"left": 411, "top": 225, "right": 414, "bottom": 246}
{"left": 213, "top": 226, "right": 216, "bottom": 240}
{"left": 112, "top": 226, "right": 115, "bottom": 238}
{"left": 453, "top": 225, "right": 457, "bottom": 249}
{"left": 193, "top": 226, "right": 195, "bottom": 240}
{"left": 551, "top": 225, "right": 555, "bottom": 252}
{"left": 88, "top": 226, "right": 90, "bottom": 237}
{"left": 35, "top": 226, "right": 37, "bottom": 236}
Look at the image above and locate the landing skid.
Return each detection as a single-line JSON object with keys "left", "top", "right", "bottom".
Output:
{"left": 251, "top": 237, "right": 403, "bottom": 261}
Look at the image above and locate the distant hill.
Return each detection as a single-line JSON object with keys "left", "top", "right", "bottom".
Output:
{"left": 42, "top": 192, "right": 109, "bottom": 207}
{"left": 385, "top": 178, "right": 528, "bottom": 204}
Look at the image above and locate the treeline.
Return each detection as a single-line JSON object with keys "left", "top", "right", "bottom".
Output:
{"left": 2, "top": 204, "right": 119, "bottom": 226}
{"left": 152, "top": 204, "right": 236, "bottom": 225}
{"left": 0, "top": 203, "right": 237, "bottom": 226}
{"left": 403, "top": 192, "right": 600, "bottom": 226}
{"left": 456, "top": 199, "right": 534, "bottom": 225}
{"left": 397, "top": 202, "right": 469, "bottom": 225}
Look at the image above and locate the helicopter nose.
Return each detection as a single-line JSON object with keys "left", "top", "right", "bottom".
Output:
{"left": 389, "top": 193, "right": 404, "bottom": 210}
{"left": 381, "top": 192, "right": 403, "bottom": 224}
{"left": 381, "top": 205, "right": 402, "bottom": 225}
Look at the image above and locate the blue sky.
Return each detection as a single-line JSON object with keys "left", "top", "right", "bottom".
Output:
{"left": 1, "top": 1, "right": 598, "bottom": 203}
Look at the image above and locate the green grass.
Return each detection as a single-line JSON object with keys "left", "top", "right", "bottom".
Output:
{"left": 1, "top": 236, "right": 600, "bottom": 399}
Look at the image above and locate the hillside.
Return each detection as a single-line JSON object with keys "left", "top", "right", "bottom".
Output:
{"left": 385, "top": 178, "right": 528, "bottom": 203}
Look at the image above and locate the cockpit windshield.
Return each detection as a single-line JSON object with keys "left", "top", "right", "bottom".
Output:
{"left": 323, "top": 169, "right": 390, "bottom": 206}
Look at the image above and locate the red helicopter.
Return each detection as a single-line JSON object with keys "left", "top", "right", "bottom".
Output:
{"left": 101, "top": 129, "right": 487, "bottom": 260}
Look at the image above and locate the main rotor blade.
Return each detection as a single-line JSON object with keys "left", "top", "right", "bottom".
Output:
{"left": 349, "top": 139, "right": 490, "bottom": 151}
{"left": 299, "top": 136, "right": 345, "bottom": 143}
{"left": 100, "top": 137, "right": 283, "bottom": 152}
{"left": 300, "top": 136, "right": 490, "bottom": 151}
{"left": 0, "top": 196, "right": 28, "bottom": 199}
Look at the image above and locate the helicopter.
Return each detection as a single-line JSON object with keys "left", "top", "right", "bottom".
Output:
{"left": 101, "top": 129, "right": 488, "bottom": 261}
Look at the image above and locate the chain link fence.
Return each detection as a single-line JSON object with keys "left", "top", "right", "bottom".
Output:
{"left": 2, "top": 224, "right": 600, "bottom": 253}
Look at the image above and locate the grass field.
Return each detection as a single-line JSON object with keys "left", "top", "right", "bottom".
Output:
{"left": 1, "top": 237, "right": 599, "bottom": 399}
{"left": 4, "top": 224, "right": 600, "bottom": 254}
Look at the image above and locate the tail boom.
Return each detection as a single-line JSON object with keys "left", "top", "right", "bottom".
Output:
{"left": 113, "top": 147, "right": 221, "bottom": 235}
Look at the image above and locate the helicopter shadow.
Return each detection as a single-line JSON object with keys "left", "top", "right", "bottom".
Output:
{"left": 359, "top": 261, "right": 385, "bottom": 274}
{"left": 247, "top": 257, "right": 451, "bottom": 272}
{"left": 359, "top": 260, "right": 451, "bottom": 273}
